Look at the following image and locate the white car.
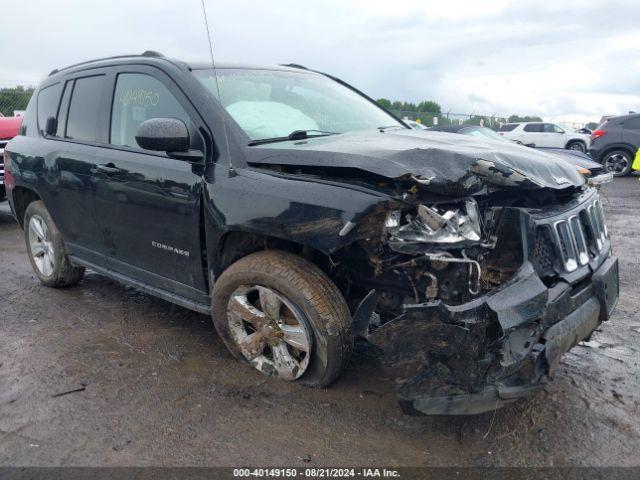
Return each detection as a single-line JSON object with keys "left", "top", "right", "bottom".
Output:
{"left": 498, "top": 122, "right": 591, "bottom": 152}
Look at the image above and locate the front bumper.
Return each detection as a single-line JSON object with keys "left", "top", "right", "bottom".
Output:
{"left": 370, "top": 257, "right": 618, "bottom": 416}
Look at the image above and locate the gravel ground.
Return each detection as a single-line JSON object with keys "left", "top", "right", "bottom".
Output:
{"left": 0, "top": 178, "right": 639, "bottom": 467}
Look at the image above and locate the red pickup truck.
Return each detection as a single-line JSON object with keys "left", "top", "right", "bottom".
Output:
{"left": 0, "top": 115, "right": 22, "bottom": 200}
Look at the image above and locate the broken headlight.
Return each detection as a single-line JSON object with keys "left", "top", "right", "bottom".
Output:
{"left": 386, "top": 199, "right": 483, "bottom": 244}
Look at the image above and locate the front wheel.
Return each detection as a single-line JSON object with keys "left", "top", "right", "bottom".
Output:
{"left": 24, "top": 201, "right": 85, "bottom": 287}
{"left": 603, "top": 150, "right": 632, "bottom": 176}
{"left": 212, "top": 250, "right": 352, "bottom": 387}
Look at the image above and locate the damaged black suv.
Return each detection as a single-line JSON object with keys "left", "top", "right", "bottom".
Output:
{"left": 5, "top": 52, "right": 619, "bottom": 415}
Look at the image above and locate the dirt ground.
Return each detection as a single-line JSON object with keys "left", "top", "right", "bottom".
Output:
{"left": 1, "top": 178, "right": 639, "bottom": 468}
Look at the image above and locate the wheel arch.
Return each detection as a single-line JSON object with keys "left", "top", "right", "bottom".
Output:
{"left": 214, "top": 230, "right": 339, "bottom": 279}
{"left": 565, "top": 138, "right": 586, "bottom": 149}
{"left": 600, "top": 144, "right": 635, "bottom": 159}
{"left": 10, "top": 186, "right": 42, "bottom": 227}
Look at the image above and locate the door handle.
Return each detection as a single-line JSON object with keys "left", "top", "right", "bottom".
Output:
{"left": 94, "top": 163, "right": 122, "bottom": 175}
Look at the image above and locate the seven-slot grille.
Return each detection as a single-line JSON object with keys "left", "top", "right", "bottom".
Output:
{"left": 536, "top": 196, "right": 608, "bottom": 274}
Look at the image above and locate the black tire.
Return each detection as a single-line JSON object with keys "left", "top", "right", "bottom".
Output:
{"left": 566, "top": 140, "right": 586, "bottom": 153}
{"left": 0, "top": 185, "right": 6, "bottom": 202}
{"left": 212, "top": 250, "right": 352, "bottom": 387}
{"left": 23, "top": 201, "right": 85, "bottom": 287}
{"left": 602, "top": 149, "right": 633, "bottom": 176}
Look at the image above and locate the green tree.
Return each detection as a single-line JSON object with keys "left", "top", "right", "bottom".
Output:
{"left": 417, "top": 101, "right": 441, "bottom": 115}
{"left": 376, "top": 98, "right": 392, "bottom": 109}
{"left": 507, "top": 114, "right": 543, "bottom": 123}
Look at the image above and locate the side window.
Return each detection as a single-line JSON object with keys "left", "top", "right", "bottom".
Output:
{"left": 543, "top": 124, "right": 563, "bottom": 133}
{"left": 66, "top": 75, "right": 107, "bottom": 142}
{"left": 624, "top": 117, "right": 640, "bottom": 130}
{"left": 498, "top": 124, "right": 518, "bottom": 132}
{"left": 110, "top": 73, "right": 190, "bottom": 149}
{"left": 524, "top": 123, "right": 542, "bottom": 132}
{"left": 37, "top": 83, "right": 63, "bottom": 136}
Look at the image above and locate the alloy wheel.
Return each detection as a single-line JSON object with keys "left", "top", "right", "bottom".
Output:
{"left": 28, "top": 215, "right": 55, "bottom": 277}
{"left": 227, "top": 285, "right": 312, "bottom": 380}
{"left": 604, "top": 153, "right": 629, "bottom": 174}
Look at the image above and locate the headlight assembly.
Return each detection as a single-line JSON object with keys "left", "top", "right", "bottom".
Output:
{"left": 386, "top": 199, "right": 483, "bottom": 244}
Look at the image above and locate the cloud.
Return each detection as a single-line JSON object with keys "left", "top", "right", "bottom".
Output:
{"left": 1, "top": 0, "right": 638, "bottom": 120}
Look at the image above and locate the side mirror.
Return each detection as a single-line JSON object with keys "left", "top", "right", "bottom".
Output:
{"left": 45, "top": 116, "right": 57, "bottom": 136}
{"left": 135, "top": 118, "right": 190, "bottom": 152}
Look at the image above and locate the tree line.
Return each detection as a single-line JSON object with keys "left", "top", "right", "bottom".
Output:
{"left": 375, "top": 98, "right": 545, "bottom": 128}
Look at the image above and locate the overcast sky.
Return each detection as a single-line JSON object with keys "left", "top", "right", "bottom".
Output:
{"left": 2, "top": 0, "right": 639, "bottom": 122}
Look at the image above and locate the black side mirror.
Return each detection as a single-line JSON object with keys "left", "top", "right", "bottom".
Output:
{"left": 45, "top": 116, "right": 57, "bottom": 136}
{"left": 135, "top": 118, "right": 190, "bottom": 152}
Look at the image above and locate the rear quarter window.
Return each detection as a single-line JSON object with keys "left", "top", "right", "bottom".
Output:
{"left": 37, "top": 83, "right": 63, "bottom": 136}
{"left": 498, "top": 124, "right": 518, "bottom": 132}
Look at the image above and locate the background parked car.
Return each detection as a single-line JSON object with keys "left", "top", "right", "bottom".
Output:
{"left": 428, "top": 124, "right": 611, "bottom": 184}
{"left": 589, "top": 113, "right": 640, "bottom": 176}
{"left": 0, "top": 116, "right": 22, "bottom": 201}
{"left": 404, "top": 119, "right": 428, "bottom": 130}
{"left": 498, "top": 122, "right": 591, "bottom": 152}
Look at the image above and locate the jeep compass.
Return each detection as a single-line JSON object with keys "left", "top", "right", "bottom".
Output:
{"left": 4, "top": 52, "right": 619, "bottom": 415}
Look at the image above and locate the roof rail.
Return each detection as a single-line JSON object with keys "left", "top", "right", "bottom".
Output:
{"left": 49, "top": 51, "right": 166, "bottom": 76}
{"left": 279, "top": 63, "right": 308, "bottom": 70}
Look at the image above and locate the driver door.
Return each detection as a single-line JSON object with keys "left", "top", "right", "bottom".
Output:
{"left": 92, "top": 67, "right": 209, "bottom": 298}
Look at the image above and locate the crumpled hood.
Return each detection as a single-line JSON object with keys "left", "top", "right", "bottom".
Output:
{"left": 246, "top": 130, "right": 585, "bottom": 195}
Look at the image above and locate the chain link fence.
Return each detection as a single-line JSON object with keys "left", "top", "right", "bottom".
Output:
{"left": 391, "top": 110, "right": 509, "bottom": 130}
{"left": 0, "top": 88, "right": 34, "bottom": 117}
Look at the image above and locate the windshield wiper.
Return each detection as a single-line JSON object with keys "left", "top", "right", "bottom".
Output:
{"left": 248, "top": 129, "right": 338, "bottom": 146}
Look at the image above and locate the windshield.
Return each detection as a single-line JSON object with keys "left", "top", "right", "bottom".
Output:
{"left": 461, "top": 126, "right": 509, "bottom": 142}
{"left": 194, "top": 68, "right": 404, "bottom": 142}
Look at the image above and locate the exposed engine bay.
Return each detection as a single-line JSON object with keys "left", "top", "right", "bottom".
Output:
{"left": 320, "top": 182, "right": 617, "bottom": 415}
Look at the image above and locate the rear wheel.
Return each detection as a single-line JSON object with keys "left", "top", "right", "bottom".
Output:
{"left": 212, "top": 250, "right": 352, "bottom": 387}
{"left": 603, "top": 150, "right": 632, "bottom": 176}
{"left": 24, "top": 201, "right": 85, "bottom": 287}
{"left": 567, "top": 140, "right": 586, "bottom": 153}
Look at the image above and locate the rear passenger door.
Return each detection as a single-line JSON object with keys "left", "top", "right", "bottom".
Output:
{"left": 623, "top": 116, "right": 640, "bottom": 148}
{"left": 43, "top": 73, "right": 111, "bottom": 265}
{"left": 91, "top": 67, "right": 209, "bottom": 299}
{"left": 521, "top": 123, "right": 544, "bottom": 146}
